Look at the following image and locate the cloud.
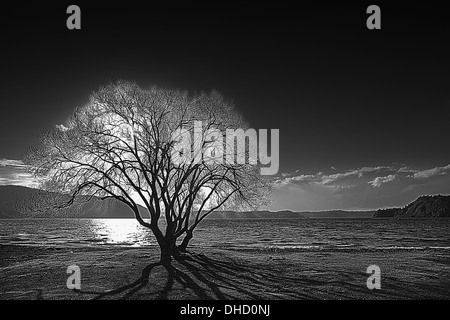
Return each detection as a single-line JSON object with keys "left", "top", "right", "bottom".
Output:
{"left": 0, "top": 159, "right": 27, "bottom": 168}
{"left": 413, "top": 164, "right": 450, "bottom": 179}
{"left": 320, "top": 166, "right": 392, "bottom": 185}
{"left": 275, "top": 174, "right": 317, "bottom": 186}
{"left": 276, "top": 166, "right": 397, "bottom": 190}
{"left": 0, "top": 159, "right": 39, "bottom": 188}
{"left": 56, "top": 124, "right": 70, "bottom": 132}
{"left": 270, "top": 163, "right": 450, "bottom": 211}
{"left": 369, "top": 174, "right": 397, "bottom": 187}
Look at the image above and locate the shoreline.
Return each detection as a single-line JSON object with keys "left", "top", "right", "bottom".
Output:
{"left": 1, "top": 244, "right": 449, "bottom": 300}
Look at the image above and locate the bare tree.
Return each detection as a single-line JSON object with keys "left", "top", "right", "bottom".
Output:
{"left": 25, "top": 81, "right": 270, "bottom": 261}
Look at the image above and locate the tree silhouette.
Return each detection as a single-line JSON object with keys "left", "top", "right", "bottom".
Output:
{"left": 25, "top": 81, "right": 270, "bottom": 261}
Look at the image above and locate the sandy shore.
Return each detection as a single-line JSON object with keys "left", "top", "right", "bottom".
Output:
{"left": 1, "top": 244, "right": 449, "bottom": 300}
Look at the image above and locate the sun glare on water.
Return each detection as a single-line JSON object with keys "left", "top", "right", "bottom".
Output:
{"left": 89, "top": 219, "right": 151, "bottom": 246}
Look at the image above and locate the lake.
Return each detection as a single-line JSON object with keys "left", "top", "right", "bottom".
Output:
{"left": 1, "top": 218, "right": 449, "bottom": 253}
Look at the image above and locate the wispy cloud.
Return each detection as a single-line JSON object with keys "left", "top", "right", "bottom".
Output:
{"left": 0, "top": 159, "right": 38, "bottom": 188}
{"left": 270, "top": 163, "right": 450, "bottom": 211}
{"left": 275, "top": 166, "right": 397, "bottom": 190}
{"left": 56, "top": 124, "right": 70, "bottom": 132}
{"left": 369, "top": 174, "right": 397, "bottom": 187}
{"left": 0, "top": 159, "right": 27, "bottom": 168}
{"left": 413, "top": 164, "right": 450, "bottom": 179}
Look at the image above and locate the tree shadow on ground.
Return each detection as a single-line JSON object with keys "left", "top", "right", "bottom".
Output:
{"left": 74, "top": 251, "right": 321, "bottom": 300}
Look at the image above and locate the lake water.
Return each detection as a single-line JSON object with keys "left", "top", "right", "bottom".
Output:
{"left": 1, "top": 218, "right": 450, "bottom": 253}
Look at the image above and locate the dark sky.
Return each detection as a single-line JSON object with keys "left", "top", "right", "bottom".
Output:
{"left": 1, "top": 1, "right": 449, "bottom": 210}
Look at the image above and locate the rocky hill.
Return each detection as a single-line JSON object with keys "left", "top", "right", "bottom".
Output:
{"left": 374, "top": 195, "right": 450, "bottom": 218}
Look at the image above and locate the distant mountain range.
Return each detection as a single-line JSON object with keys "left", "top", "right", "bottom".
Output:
{"left": 0, "top": 186, "right": 137, "bottom": 219}
{"left": 206, "top": 210, "right": 375, "bottom": 219}
{"left": 0, "top": 186, "right": 449, "bottom": 219}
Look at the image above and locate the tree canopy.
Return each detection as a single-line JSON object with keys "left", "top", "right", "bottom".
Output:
{"left": 25, "top": 81, "right": 271, "bottom": 260}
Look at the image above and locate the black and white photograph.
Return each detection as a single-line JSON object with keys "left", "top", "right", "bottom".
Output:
{"left": 1, "top": 1, "right": 449, "bottom": 312}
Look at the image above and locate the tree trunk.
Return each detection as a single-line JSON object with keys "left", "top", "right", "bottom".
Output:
{"left": 151, "top": 224, "right": 193, "bottom": 262}
{"left": 159, "top": 240, "right": 177, "bottom": 263}
{"left": 178, "top": 230, "right": 193, "bottom": 252}
{"left": 152, "top": 226, "right": 177, "bottom": 263}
